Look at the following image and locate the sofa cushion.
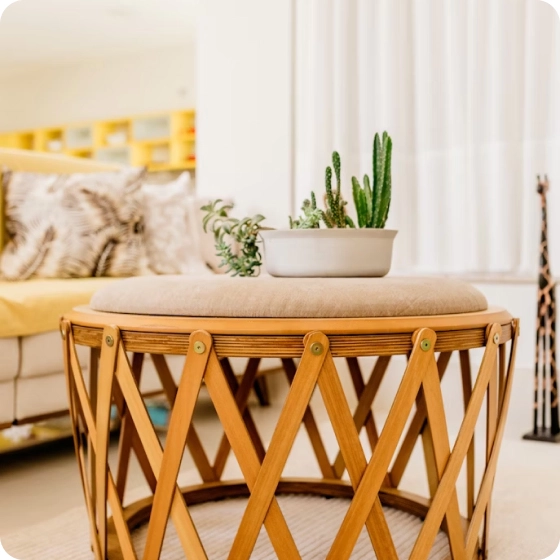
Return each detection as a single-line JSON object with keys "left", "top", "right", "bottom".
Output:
{"left": 20, "top": 331, "right": 89, "bottom": 379}
{"left": 15, "top": 373, "right": 71, "bottom": 421}
{"left": 0, "top": 167, "right": 148, "bottom": 280}
{"left": 143, "top": 173, "right": 194, "bottom": 274}
{"left": 90, "top": 276, "right": 488, "bottom": 318}
{"left": 0, "top": 277, "right": 117, "bottom": 338}
{"left": 0, "top": 380, "right": 14, "bottom": 427}
{"left": 0, "top": 337, "right": 19, "bottom": 381}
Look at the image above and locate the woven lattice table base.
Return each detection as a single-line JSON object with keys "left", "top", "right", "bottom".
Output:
{"left": 129, "top": 495, "right": 450, "bottom": 559}
{"left": 63, "top": 304, "right": 518, "bottom": 559}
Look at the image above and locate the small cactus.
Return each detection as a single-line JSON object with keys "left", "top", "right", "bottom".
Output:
{"left": 352, "top": 132, "right": 392, "bottom": 228}
{"left": 290, "top": 191, "right": 322, "bottom": 229}
{"left": 323, "top": 152, "right": 350, "bottom": 228}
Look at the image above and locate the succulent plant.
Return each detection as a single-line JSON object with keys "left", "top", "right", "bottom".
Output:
{"left": 202, "top": 199, "right": 265, "bottom": 277}
{"left": 289, "top": 192, "right": 322, "bottom": 229}
{"left": 351, "top": 132, "right": 392, "bottom": 228}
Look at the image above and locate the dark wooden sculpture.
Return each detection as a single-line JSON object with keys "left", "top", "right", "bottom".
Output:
{"left": 524, "top": 175, "right": 560, "bottom": 442}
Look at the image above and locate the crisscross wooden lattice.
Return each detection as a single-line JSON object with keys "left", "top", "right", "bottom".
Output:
{"left": 61, "top": 313, "right": 518, "bottom": 560}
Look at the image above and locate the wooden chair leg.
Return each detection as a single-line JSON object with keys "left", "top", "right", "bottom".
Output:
{"left": 253, "top": 376, "right": 270, "bottom": 406}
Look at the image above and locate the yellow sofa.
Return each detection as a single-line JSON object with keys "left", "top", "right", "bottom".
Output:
{"left": 0, "top": 150, "right": 207, "bottom": 428}
{"left": 0, "top": 149, "right": 276, "bottom": 429}
{"left": 0, "top": 150, "right": 127, "bottom": 427}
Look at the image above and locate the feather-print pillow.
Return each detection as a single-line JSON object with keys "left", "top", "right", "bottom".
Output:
{"left": 0, "top": 167, "right": 150, "bottom": 280}
{"left": 142, "top": 172, "right": 193, "bottom": 274}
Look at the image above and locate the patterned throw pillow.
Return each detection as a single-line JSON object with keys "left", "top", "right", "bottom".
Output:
{"left": 142, "top": 172, "right": 193, "bottom": 274}
{"left": 0, "top": 167, "right": 149, "bottom": 280}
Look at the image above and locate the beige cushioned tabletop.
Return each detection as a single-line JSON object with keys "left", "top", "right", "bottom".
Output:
{"left": 90, "top": 276, "right": 488, "bottom": 318}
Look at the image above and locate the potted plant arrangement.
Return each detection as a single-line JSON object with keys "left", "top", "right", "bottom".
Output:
{"left": 202, "top": 132, "right": 397, "bottom": 278}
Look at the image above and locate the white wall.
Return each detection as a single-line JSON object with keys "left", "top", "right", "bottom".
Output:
{"left": 196, "top": 0, "right": 293, "bottom": 227}
{"left": 0, "top": 43, "right": 196, "bottom": 131}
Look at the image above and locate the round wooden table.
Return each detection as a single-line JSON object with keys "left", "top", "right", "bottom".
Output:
{"left": 61, "top": 276, "right": 518, "bottom": 560}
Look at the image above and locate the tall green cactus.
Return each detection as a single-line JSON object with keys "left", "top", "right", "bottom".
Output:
{"left": 352, "top": 132, "right": 392, "bottom": 228}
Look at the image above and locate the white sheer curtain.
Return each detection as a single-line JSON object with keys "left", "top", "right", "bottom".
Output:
{"left": 293, "top": 0, "right": 560, "bottom": 274}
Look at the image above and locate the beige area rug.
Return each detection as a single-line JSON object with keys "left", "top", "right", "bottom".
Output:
{"left": 1, "top": 495, "right": 450, "bottom": 560}
{"left": 2, "top": 432, "right": 560, "bottom": 559}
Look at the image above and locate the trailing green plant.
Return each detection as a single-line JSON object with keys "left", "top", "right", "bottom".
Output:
{"left": 351, "top": 131, "right": 393, "bottom": 228}
{"left": 201, "top": 199, "right": 265, "bottom": 277}
{"left": 289, "top": 192, "right": 322, "bottom": 229}
{"left": 322, "top": 152, "right": 355, "bottom": 228}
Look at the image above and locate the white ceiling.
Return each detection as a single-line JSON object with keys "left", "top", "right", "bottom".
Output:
{"left": 0, "top": 0, "right": 198, "bottom": 76}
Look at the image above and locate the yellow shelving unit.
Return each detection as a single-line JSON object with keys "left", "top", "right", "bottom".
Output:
{"left": 0, "top": 109, "right": 196, "bottom": 172}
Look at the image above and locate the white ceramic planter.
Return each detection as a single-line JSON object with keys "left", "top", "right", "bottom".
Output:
{"left": 260, "top": 228, "right": 398, "bottom": 278}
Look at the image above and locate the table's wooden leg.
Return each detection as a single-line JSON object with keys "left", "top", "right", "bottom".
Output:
{"left": 151, "top": 353, "right": 218, "bottom": 482}
{"left": 282, "top": 357, "right": 336, "bottom": 479}
{"left": 114, "top": 353, "right": 154, "bottom": 500}
{"left": 319, "top": 352, "right": 399, "bottom": 560}
{"left": 88, "top": 347, "right": 99, "bottom": 546}
{"left": 62, "top": 322, "right": 102, "bottom": 560}
{"left": 64, "top": 323, "right": 138, "bottom": 560}
{"left": 410, "top": 324, "right": 507, "bottom": 560}
{"left": 482, "top": 346, "right": 499, "bottom": 559}
{"left": 216, "top": 357, "right": 266, "bottom": 473}
{"left": 333, "top": 356, "right": 391, "bottom": 480}
{"left": 460, "top": 349, "right": 475, "bottom": 520}
{"left": 422, "top": 353, "right": 466, "bottom": 559}
{"left": 465, "top": 322, "right": 519, "bottom": 559}
{"left": 206, "top": 339, "right": 304, "bottom": 559}
{"left": 346, "top": 357, "right": 382, "bottom": 452}
{"left": 327, "top": 328, "right": 440, "bottom": 559}
{"left": 96, "top": 327, "right": 120, "bottom": 559}
{"left": 389, "top": 351, "right": 452, "bottom": 488}
{"left": 114, "top": 341, "right": 207, "bottom": 559}
{"left": 253, "top": 376, "right": 270, "bottom": 406}
{"left": 143, "top": 334, "right": 211, "bottom": 560}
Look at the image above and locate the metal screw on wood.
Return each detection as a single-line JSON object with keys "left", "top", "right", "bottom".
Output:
{"left": 420, "top": 339, "right": 431, "bottom": 352}
{"left": 311, "top": 342, "right": 323, "bottom": 356}
{"left": 105, "top": 335, "right": 114, "bottom": 347}
{"left": 194, "top": 341, "right": 206, "bottom": 354}
{"left": 493, "top": 333, "right": 500, "bottom": 345}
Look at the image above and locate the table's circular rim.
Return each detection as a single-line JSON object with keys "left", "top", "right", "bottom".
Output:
{"left": 65, "top": 305, "right": 513, "bottom": 336}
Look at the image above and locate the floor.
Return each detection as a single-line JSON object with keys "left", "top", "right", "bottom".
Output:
{"left": 0, "top": 374, "right": 294, "bottom": 535}
{"left": 1, "top": 366, "right": 560, "bottom": 559}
